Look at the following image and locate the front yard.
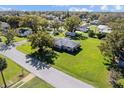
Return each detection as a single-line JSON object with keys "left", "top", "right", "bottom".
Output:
{"left": 0, "top": 36, "right": 26, "bottom": 43}
{"left": 16, "top": 36, "right": 111, "bottom": 88}
{"left": 20, "top": 77, "right": 53, "bottom": 88}
{"left": 0, "top": 54, "right": 53, "bottom": 88}
{"left": 0, "top": 54, "right": 28, "bottom": 87}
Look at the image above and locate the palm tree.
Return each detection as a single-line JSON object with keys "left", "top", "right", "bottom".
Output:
{"left": 0, "top": 57, "right": 7, "bottom": 88}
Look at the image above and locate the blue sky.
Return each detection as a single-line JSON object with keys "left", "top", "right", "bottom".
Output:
{"left": 0, "top": 5, "right": 124, "bottom": 12}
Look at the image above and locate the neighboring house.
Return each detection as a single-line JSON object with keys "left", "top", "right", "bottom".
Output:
{"left": 116, "top": 50, "right": 124, "bottom": 68}
{"left": 90, "top": 20, "right": 99, "bottom": 25}
{"left": 82, "top": 18, "right": 87, "bottom": 21}
{"left": 118, "top": 60, "right": 124, "bottom": 68}
{"left": 65, "top": 32, "right": 76, "bottom": 37}
{"left": 78, "top": 24, "right": 89, "bottom": 32}
{"left": 0, "top": 22, "right": 10, "bottom": 34}
{"left": 46, "top": 27, "right": 53, "bottom": 31}
{"left": 98, "top": 25, "right": 112, "bottom": 33}
{"left": 54, "top": 38, "right": 80, "bottom": 52}
{"left": 17, "top": 28, "right": 32, "bottom": 37}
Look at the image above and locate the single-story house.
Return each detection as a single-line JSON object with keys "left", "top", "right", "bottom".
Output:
{"left": 118, "top": 60, "right": 124, "bottom": 68}
{"left": 98, "top": 25, "right": 112, "bottom": 33}
{"left": 82, "top": 18, "right": 87, "bottom": 21}
{"left": 115, "top": 50, "right": 124, "bottom": 68}
{"left": 54, "top": 38, "right": 80, "bottom": 52}
{"left": 17, "top": 28, "right": 33, "bottom": 37}
{"left": 65, "top": 32, "right": 76, "bottom": 37}
{"left": 90, "top": 20, "right": 99, "bottom": 25}
{"left": 78, "top": 24, "right": 89, "bottom": 32}
{"left": 0, "top": 22, "right": 10, "bottom": 34}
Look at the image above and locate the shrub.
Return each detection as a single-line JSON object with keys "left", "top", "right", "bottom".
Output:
{"left": 0, "top": 38, "right": 2, "bottom": 42}
{"left": 96, "top": 32, "right": 106, "bottom": 39}
{"left": 88, "top": 30, "right": 95, "bottom": 37}
{"left": 53, "top": 31, "right": 59, "bottom": 36}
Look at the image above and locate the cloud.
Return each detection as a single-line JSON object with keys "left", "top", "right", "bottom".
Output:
{"left": 90, "top": 5, "right": 95, "bottom": 8}
{"left": 69, "top": 7, "right": 93, "bottom": 12}
{"left": 0, "top": 7, "right": 12, "bottom": 11}
{"left": 114, "top": 5, "right": 123, "bottom": 10}
{"left": 100, "top": 5, "right": 108, "bottom": 11}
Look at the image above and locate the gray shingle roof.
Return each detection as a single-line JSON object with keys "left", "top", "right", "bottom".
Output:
{"left": 54, "top": 38, "right": 80, "bottom": 49}
{"left": 0, "top": 22, "right": 10, "bottom": 29}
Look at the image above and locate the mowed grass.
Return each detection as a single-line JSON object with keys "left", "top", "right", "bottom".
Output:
{"left": 0, "top": 54, "right": 28, "bottom": 87}
{"left": 20, "top": 77, "right": 53, "bottom": 88}
{"left": 16, "top": 42, "right": 36, "bottom": 54}
{"left": 0, "top": 36, "right": 26, "bottom": 43}
{"left": 14, "top": 36, "right": 26, "bottom": 42}
{"left": 54, "top": 38, "right": 111, "bottom": 88}
{"left": 16, "top": 37, "right": 111, "bottom": 88}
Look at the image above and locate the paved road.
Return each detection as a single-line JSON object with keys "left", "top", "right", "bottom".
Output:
{"left": 0, "top": 41, "right": 94, "bottom": 88}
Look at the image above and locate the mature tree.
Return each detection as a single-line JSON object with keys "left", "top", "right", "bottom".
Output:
{"left": 89, "top": 13, "right": 100, "bottom": 21}
{"left": 99, "top": 30, "right": 124, "bottom": 87}
{"left": 6, "top": 16, "right": 21, "bottom": 29}
{"left": 4, "top": 29, "right": 15, "bottom": 45}
{"left": 0, "top": 15, "right": 12, "bottom": 23}
{"left": 28, "top": 31, "right": 54, "bottom": 52}
{"left": 66, "top": 11, "right": 70, "bottom": 18}
{"left": 96, "top": 32, "right": 106, "bottom": 39}
{"left": 79, "top": 12, "right": 88, "bottom": 19}
{"left": 0, "top": 57, "right": 7, "bottom": 88}
{"left": 21, "top": 15, "right": 42, "bottom": 32}
{"left": 98, "top": 14, "right": 112, "bottom": 25}
{"left": 99, "top": 30, "right": 124, "bottom": 63}
{"left": 64, "top": 15, "right": 81, "bottom": 32}
{"left": 39, "top": 18, "right": 49, "bottom": 31}
{"left": 88, "top": 30, "right": 95, "bottom": 38}
{"left": 51, "top": 20, "right": 61, "bottom": 31}
{"left": 107, "top": 18, "right": 124, "bottom": 30}
{"left": 108, "top": 22, "right": 124, "bottom": 31}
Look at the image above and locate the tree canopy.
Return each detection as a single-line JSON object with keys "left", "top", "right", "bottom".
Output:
{"left": 4, "top": 29, "right": 15, "bottom": 45}
{"left": 6, "top": 16, "right": 21, "bottom": 29}
{"left": 51, "top": 20, "right": 61, "bottom": 31}
{"left": 28, "top": 31, "right": 54, "bottom": 52}
{"left": 39, "top": 18, "right": 49, "bottom": 31}
{"left": 20, "top": 15, "right": 42, "bottom": 32}
{"left": 99, "top": 30, "right": 124, "bottom": 63}
{"left": 64, "top": 16, "right": 81, "bottom": 32}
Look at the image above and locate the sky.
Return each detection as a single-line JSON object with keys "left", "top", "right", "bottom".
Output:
{"left": 0, "top": 5, "right": 124, "bottom": 12}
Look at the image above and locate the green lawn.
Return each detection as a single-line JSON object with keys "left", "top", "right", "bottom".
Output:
{"left": 0, "top": 55, "right": 28, "bottom": 87}
{"left": 54, "top": 38, "right": 111, "bottom": 88}
{"left": 0, "top": 36, "right": 6, "bottom": 42}
{"left": 14, "top": 36, "right": 26, "bottom": 42}
{"left": 16, "top": 42, "right": 36, "bottom": 54}
{"left": 16, "top": 37, "right": 112, "bottom": 87}
{"left": 76, "top": 31, "right": 88, "bottom": 37}
{"left": 0, "top": 36, "right": 26, "bottom": 43}
{"left": 20, "top": 77, "right": 53, "bottom": 88}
